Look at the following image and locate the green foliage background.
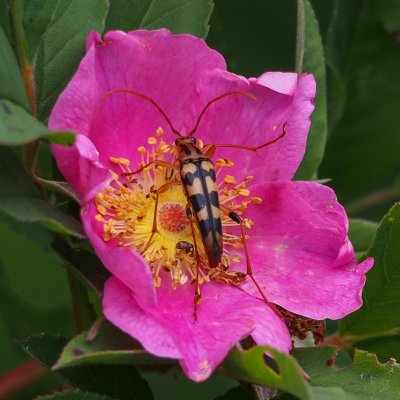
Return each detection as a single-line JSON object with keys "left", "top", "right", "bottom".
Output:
{"left": 1, "top": 0, "right": 400, "bottom": 399}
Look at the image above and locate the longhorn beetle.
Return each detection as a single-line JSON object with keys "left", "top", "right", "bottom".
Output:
{"left": 103, "top": 89, "right": 287, "bottom": 319}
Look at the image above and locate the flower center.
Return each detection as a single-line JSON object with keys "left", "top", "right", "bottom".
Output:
{"left": 95, "top": 128, "right": 262, "bottom": 290}
{"left": 158, "top": 202, "right": 189, "bottom": 234}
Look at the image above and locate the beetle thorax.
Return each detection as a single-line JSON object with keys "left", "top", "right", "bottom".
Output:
{"left": 175, "top": 136, "right": 204, "bottom": 162}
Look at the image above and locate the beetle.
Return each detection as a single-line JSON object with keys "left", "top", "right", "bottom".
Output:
{"left": 176, "top": 240, "right": 195, "bottom": 255}
{"left": 103, "top": 89, "right": 287, "bottom": 318}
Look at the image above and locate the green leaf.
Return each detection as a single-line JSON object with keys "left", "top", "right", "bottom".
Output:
{"left": 0, "top": 211, "right": 52, "bottom": 249}
{"left": 0, "top": 100, "right": 75, "bottom": 145}
{"left": 355, "top": 334, "right": 400, "bottom": 360}
{"left": 325, "top": 0, "right": 364, "bottom": 74}
{"left": 340, "top": 203, "right": 400, "bottom": 337}
{"left": 105, "top": 0, "right": 213, "bottom": 38}
{"left": 52, "top": 240, "right": 110, "bottom": 298}
{"left": 53, "top": 322, "right": 172, "bottom": 369}
{"left": 35, "top": 178, "right": 80, "bottom": 204}
{"left": 325, "top": 66, "right": 346, "bottom": 134}
{"left": 0, "top": 2, "right": 11, "bottom": 41}
{"left": 0, "top": 257, "right": 72, "bottom": 376}
{"left": 295, "top": 0, "right": 305, "bottom": 75}
{"left": 35, "top": 0, "right": 109, "bottom": 120}
{"left": 22, "top": 333, "right": 155, "bottom": 400}
{"left": 222, "top": 346, "right": 355, "bottom": 399}
{"left": 0, "top": 222, "right": 71, "bottom": 309}
{"left": 222, "top": 346, "right": 310, "bottom": 400}
{"left": 292, "top": 346, "right": 400, "bottom": 400}
{"left": 37, "top": 391, "right": 115, "bottom": 400}
{"left": 22, "top": 0, "right": 62, "bottom": 64}
{"left": 307, "top": 387, "right": 350, "bottom": 400}
{"left": 0, "top": 147, "right": 85, "bottom": 238}
{"left": 324, "top": 0, "right": 363, "bottom": 132}
{"left": 0, "top": 220, "right": 72, "bottom": 377}
{"left": 45, "top": 132, "right": 76, "bottom": 146}
{"left": 319, "top": 6, "right": 400, "bottom": 219}
{"left": 22, "top": 334, "right": 69, "bottom": 366}
{"left": 348, "top": 218, "right": 377, "bottom": 258}
{"left": 294, "top": 0, "right": 327, "bottom": 180}
{"left": 0, "top": 26, "right": 29, "bottom": 110}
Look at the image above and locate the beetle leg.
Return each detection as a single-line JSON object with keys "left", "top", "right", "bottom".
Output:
{"left": 203, "top": 123, "right": 287, "bottom": 158}
{"left": 140, "top": 180, "right": 181, "bottom": 254}
{"left": 122, "top": 160, "right": 178, "bottom": 177}
{"left": 220, "top": 204, "right": 283, "bottom": 319}
{"left": 185, "top": 204, "right": 202, "bottom": 322}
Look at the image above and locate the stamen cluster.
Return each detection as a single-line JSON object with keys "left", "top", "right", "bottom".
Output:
{"left": 95, "top": 129, "right": 262, "bottom": 291}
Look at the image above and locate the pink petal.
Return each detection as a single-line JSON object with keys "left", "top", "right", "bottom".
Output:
{"left": 103, "top": 277, "right": 181, "bottom": 358}
{"left": 50, "top": 29, "right": 226, "bottom": 175}
{"left": 238, "top": 181, "right": 374, "bottom": 320}
{"left": 81, "top": 201, "right": 156, "bottom": 308}
{"left": 52, "top": 135, "right": 111, "bottom": 203}
{"left": 255, "top": 72, "right": 298, "bottom": 95}
{"left": 103, "top": 275, "right": 291, "bottom": 382}
{"left": 192, "top": 70, "right": 315, "bottom": 181}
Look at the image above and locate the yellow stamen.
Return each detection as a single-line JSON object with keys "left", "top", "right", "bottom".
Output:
{"left": 94, "top": 131, "right": 261, "bottom": 292}
{"left": 110, "top": 157, "right": 130, "bottom": 166}
{"left": 223, "top": 175, "right": 237, "bottom": 185}
{"left": 238, "top": 188, "right": 250, "bottom": 196}
{"left": 251, "top": 197, "right": 263, "bottom": 205}
{"left": 156, "top": 127, "right": 164, "bottom": 137}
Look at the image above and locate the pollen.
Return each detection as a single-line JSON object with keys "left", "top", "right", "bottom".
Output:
{"left": 148, "top": 136, "right": 157, "bottom": 145}
{"left": 155, "top": 127, "right": 164, "bottom": 137}
{"left": 251, "top": 197, "right": 263, "bottom": 205}
{"left": 94, "top": 131, "right": 262, "bottom": 292}
{"left": 223, "top": 175, "right": 236, "bottom": 185}
{"left": 238, "top": 188, "right": 250, "bottom": 196}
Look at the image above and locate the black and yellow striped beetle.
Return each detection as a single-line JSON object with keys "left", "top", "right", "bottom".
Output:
{"left": 104, "top": 89, "right": 287, "bottom": 318}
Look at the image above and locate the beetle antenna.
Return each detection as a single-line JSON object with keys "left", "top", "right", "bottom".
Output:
{"left": 189, "top": 91, "right": 256, "bottom": 137}
{"left": 102, "top": 89, "right": 181, "bottom": 137}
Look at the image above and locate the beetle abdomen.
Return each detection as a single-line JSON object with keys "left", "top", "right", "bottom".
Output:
{"left": 181, "top": 159, "right": 223, "bottom": 267}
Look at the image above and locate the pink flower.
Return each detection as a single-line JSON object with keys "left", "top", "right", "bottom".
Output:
{"left": 49, "top": 29, "right": 373, "bottom": 381}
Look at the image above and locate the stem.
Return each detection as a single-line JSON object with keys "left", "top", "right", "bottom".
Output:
{"left": 325, "top": 327, "right": 400, "bottom": 348}
{"left": 10, "top": 0, "right": 40, "bottom": 176}
{"left": 10, "top": 0, "right": 36, "bottom": 116}
{"left": 0, "top": 360, "right": 47, "bottom": 399}
{"left": 345, "top": 185, "right": 399, "bottom": 215}
{"left": 319, "top": 333, "right": 341, "bottom": 346}
{"left": 295, "top": 0, "right": 305, "bottom": 75}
